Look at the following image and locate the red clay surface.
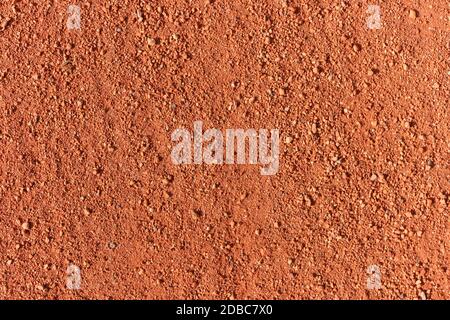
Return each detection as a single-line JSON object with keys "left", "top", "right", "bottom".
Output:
{"left": 0, "top": 1, "right": 449, "bottom": 299}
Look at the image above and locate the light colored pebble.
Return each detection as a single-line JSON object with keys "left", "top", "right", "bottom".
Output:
{"left": 409, "top": 9, "right": 418, "bottom": 19}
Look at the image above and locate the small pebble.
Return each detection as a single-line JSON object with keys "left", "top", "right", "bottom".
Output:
{"left": 305, "top": 195, "right": 313, "bottom": 206}
{"left": 409, "top": 9, "right": 418, "bottom": 19}
{"left": 36, "top": 284, "right": 45, "bottom": 291}
{"left": 191, "top": 209, "right": 203, "bottom": 219}
{"left": 137, "top": 10, "right": 144, "bottom": 22}
{"left": 108, "top": 242, "right": 117, "bottom": 249}
{"left": 425, "top": 159, "right": 434, "bottom": 170}
{"left": 418, "top": 291, "right": 426, "bottom": 300}
{"left": 21, "top": 221, "right": 31, "bottom": 230}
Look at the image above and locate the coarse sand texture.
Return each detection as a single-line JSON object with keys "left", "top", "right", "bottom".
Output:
{"left": 0, "top": 1, "right": 449, "bottom": 299}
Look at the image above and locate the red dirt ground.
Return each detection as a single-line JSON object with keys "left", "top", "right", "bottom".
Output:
{"left": 0, "top": 0, "right": 449, "bottom": 299}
